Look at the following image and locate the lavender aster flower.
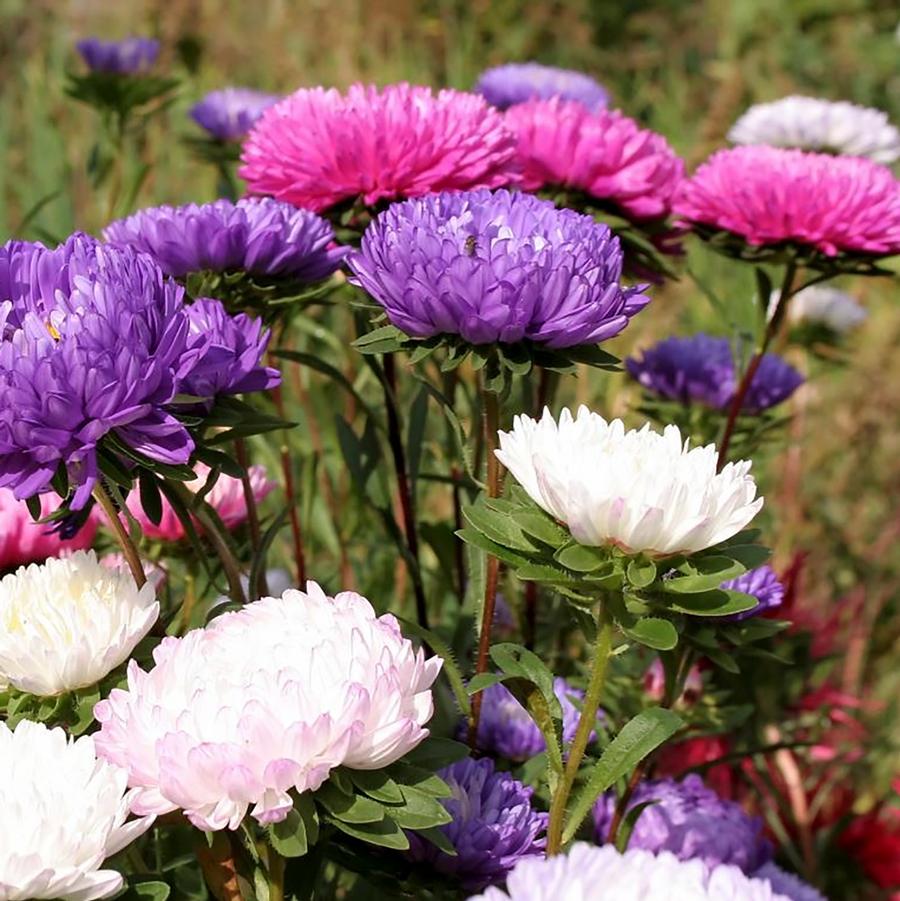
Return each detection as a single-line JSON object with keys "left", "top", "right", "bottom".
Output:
{"left": 476, "top": 62, "right": 609, "bottom": 111}
{"left": 76, "top": 37, "right": 160, "bottom": 75}
{"left": 593, "top": 775, "right": 771, "bottom": 872}
{"left": 349, "top": 189, "right": 648, "bottom": 349}
{"left": 720, "top": 565, "right": 784, "bottom": 622}
{"left": 104, "top": 198, "right": 345, "bottom": 282}
{"left": 407, "top": 758, "right": 547, "bottom": 890}
{"left": 626, "top": 334, "right": 803, "bottom": 413}
{"left": 752, "top": 863, "right": 826, "bottom": 901}
{"left": 189, "top": 88, "right": 280, "bottom": 141}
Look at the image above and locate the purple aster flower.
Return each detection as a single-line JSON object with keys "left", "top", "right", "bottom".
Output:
{"left": 752, "top": 863, "right": 826, "bottom": 901}
{"left": 189, "top": 87, "right": 281, "bottom": 141}
{"left": 720, "top": 565, "right": 784, "bottom": 622}
{"left": 470, "top": 677, "right": 592, "bottom": 762}
{"left": 406, "top": 757, "right": 547, "bottom": 891}
{"left": 0, "top": 234, "right": 193, "bottom": 508}
{"left": 626, "top": 334, "right": 804, "bottom": 413}
{"left": 76, "top": 36, "right": 160, "bottom": 75}
{"left": 593, "top": 774, "right": 771, "bottom": 872}
{"left": 348, "top": 189, "right": 649, "bottom": 349}
{"left": 104, "top": 197, "right": 346, "bottom": 282}
{"left": 476, "top": 62, "right": 609, "bottom": 111}
{"left": 180, "top": 298, "right": 280, "bottom": 401}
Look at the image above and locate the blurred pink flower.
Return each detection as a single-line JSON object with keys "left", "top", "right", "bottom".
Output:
{"left": 0, "top": 488, "right": 97, "bottom": 571}
{"left": 643, "top": 658, "right": 703, "bottom": 705}
{"left": 674, "top": 146, "right": 900, "bottom": 256}
{"left": 240, "top": 83, "right": 519, "bottom": 212}
{"left": 93, "top": 583, "right": 442, "bottom": 831}
{"left": 504, "top": 98, "right": 685, "bottom": 220}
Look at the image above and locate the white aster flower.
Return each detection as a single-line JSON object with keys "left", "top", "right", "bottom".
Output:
{"left": 496, "top": 407, "right": 762, "bottom": 557}
{"left": 769, "top": 285, "right": 868, "bottom": 334}
{"left": 94, "top": 582, "right": 442, "bottom": 831}
{"left": 728, "top": 95, "right": 900, "bottom": 163}
{"left": 468, "top": 844, "right": 797, "bottom": 900}
{"left": 0, "top": 719, "right": 153, "bottom": 901}
{"left": 0, "top": 550, "right": 159, "bottom": 697}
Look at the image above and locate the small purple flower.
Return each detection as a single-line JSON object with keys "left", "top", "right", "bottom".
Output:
{"left": 720, "top": 565, "right": 784, "bottom": 622}
{"left": 626, "top": 334, "right": 803, "bottom": 413}
{"left": 752, "top": 862, "right": 826, "bottom": 901}
{"left": 189, "top": 88, "right": 281, "bottom": 141}
{"left": 471, "top": 677, "right": 592, "bottom": 762}
{"left": 476, "top": 62, "right": 609, "bottom": 111}
{"left": 593, "top": 775, "right": 771, "bottom": 872}
{"left": 348, "top": 189, "right": 648, "bottom": 349}
{"left": 406, "top": 757, "right": 547, "bottom": 891}
{"left": 76, "top": 37, "right": 160, "bottom": 75}
{"left": 104, "top": 197, "right": 346, "bottom": 282}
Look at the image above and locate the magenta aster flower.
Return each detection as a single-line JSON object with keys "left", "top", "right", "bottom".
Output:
{"left": 476, "top": 62, "right": 609, "bottom": 111}
{"left": 239, "top": 83, "right": 519, "bottom": 213}
{"left": 76, "top": 36, "right": 160, "bottom": 74}
{"left": 505, "top": 99, "right": 685, "bottom": 221}
{"left": 674, "top": 146, "right": 900, "bottom": 257}
{"left": 189, "top": 87, "right": 280, "bottom": 141}
{"left": 348, "top": 189, "right": 648, "bottom": 348}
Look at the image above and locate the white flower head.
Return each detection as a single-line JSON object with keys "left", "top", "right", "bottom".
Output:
{"left": 496, "top": 407, "right": 762, "bottom": 557}
{"left": 728, "top": 95, "right": 900, "bottom": 163}
{"left": 0, "top": 550, "right": 159, "bottom": 697}
{"left": 94, "top": 583, "right": 442, "bottom": 831}
{"left": 770, "top": 285, "right": 868, "bottom": 334}
{"left": 0, "top": 719, "right": 153, "bottom": 901}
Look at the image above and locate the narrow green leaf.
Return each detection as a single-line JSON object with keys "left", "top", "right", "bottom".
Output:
{"left": 315, "top": 783, "right": 385, "bottom": 824}
{"left": 328, "top": 814, "right": 410, "bottom": 850}
{"left": 397, "top": 618, "right": 471, "bottom": 717}
{"left": 402, "top": 738, "right": 470, "bottom": 772}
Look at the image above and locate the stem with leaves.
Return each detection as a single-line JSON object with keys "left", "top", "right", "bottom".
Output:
{"left": 93, "top": 481, "right": 146, "bottom": 588}
{"left": 233, "top": 437, "right": 268, "bottom": 599}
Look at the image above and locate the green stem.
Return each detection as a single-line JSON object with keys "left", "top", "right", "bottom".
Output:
{"left": 234, "top": 437, "right": 268, "bottom": 599}
{"left": 546, "top": 603, "right": 614, "bottom": 854}
{"left": 93, "top": 482, "right": 146, "bottom": 588}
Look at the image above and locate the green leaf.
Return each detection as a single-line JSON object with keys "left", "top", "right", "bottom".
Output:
{"left": 328, "top": 814, "right": 411, "bottom": 850}
{"left": 668, "top": 589, "right": 758, "bottom": 617}
{"left": 555, "top": 543, "right": 611, "bottom": 573}
{"left": 622, "top": 617, "right": 678, "bottom": 650}
{"left": 456, "top": 528, "right": 536, "bottom": 568}
{"left": 120, "top": 882, "right": 171, "bottom": 901}
{"left": 392, "top": 786, "right": 453, "bottom": 829}
{"left": 248, "top": 509, "right": 288, "bottom": 602}
{"left": 315, "top": 783, "right": 386, "bottom": 824}
{"left": 718, "top": 543, "right": 771, "bottom": 570}
{"left": 626, "top": 558, "right": 657, "bottom": 590}
{"left": 407, "top": 385, "right": 430, "bottom": 497}
{"left": 615, "top": 800, "right": 659, "bottom": 851}
{"left": 514, "top": 511, "right": 569, "bottom": 548}
{"left": 387, "top": 762, "right": 453, "bottom": 798}
{"left": 269, "top": 807, "right": 310, "bottom": 857}
{"left": 664, "top": 556, "right": 746, "bottom": 593}
{"left": 704, "top": 647, "right": 741, "bottom": 673}
{"left": 467, "top": 673, "right": 506, "bottom": 694}
{"left": 402, "top": 738, "right": 471, "bottom": 772}
{"left": 352, "top": 325, "right": 406, "bottom": 354}
{"left": 413, "top": 826, "right": 457, "bottom": 856}
{"left": 463, "top": 502, "right": 541, "bottom": 554}
{"left": 346, "top": 769, "right": 404, "bottom": 805}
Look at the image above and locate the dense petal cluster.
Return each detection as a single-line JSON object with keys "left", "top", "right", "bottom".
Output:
{"left": 593, "top": 775, "right": 771, "bottom": 871}
{"left": 778, "top": 285, "right": 868, "bottom": 334}
{"left": 626, "top": 334, "right": 804, "bottom": 413}
{"left": 471, "top": 677, "right": 590, "bottom": 761}
{"left": 728, "top": 96, "right": 900, "bottom": 164}
{"left": 720, "top": 565, "right": 784, "bottom": 621}
{"left": 0, "top": 720, "right": 153, "bottom": 901}
{"left": 407, "top": 758, "right": 547, "bottom": 890}
{"left": 475, "top": 62, "right": 609, "bottom": 111}
{"left": 76, "top": 36, "right": 160, "bottom": 74}
{"left": 241, "top": 83, "right": 519, "bottom": 212}
{"left": 674, "top": 147, "right": 900, "bottom": 256}
{"left": 505, "top": 99, "right": 684, "bottom": 220}
{"left": 94, "top": 584, "right": 441, "bottom": 830}
{"left": 496, "top": 407, "right": 763, "bottom": 556}
{"left": 468, "top": 844, "right": 800, "bottom": 900}
{"left": 348, "top": 189, "right": 648, "bottom": 348}
{"left": 0, "top": 488, "right": 97, "bottom": 571}
{"left": 752, "top": 863, "right": 827, "bottom": 901}
{"left": 104, "top": 197, "right": 345, "bottom": 281}
{"left": 0, "top": 551, "right": 158, "bottom": 697}
{"left": 189, "top": 87, "right": 281, "bottom": 141}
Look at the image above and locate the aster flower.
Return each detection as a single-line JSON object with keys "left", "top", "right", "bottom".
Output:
{"left": 775, "top": 285, "right": 868, "bottom": 335}
{"left": 505, "top": 99, "right": 684, "bottom": 221}
{"left": 626, "top": 334, "right": 804, "bottom": 413}
{"left": 728, "top": 96, "right": 900, "bottom": 164}
{"left": 471, "top": 677, "right": 591, "bottom": 762}
{"left": 407, "top": 758, "right": 547, "bottom": 890}
{"left": 476, "top": 62, "right": 609, "bottom": 111}
{"left": 593, "top": 775, "right": 770, "bottom": 871}
{"left": 674, "top": 146, "right": 900, "bottom": 259}
{"left": 644, "top": 658, "right": 703, "bottom": 704}
{"left": 0, "top": 719, "right": 153, "bottom": 900}
{"left": 752, "top": 863, "right": 827, "bottom": 901}
{"left": 240, "top": 83, "right": 519, "bottom": 213}
{"left": 0, "top": 551, "right": 158, "bottom": 697}
{"left": 189, "top": 87, "right": 280, "bottom": 141}
{"left": 468, "top": 844, "right": 799, "bottom": 900}
{"left": 76, "top": 36, "right": 160, "bottom": 75}
{"left": 0, "top": 488, "right": 98, "bottom": 571}
{"left": 103, "top": 197, "right": 345, "bottom": 282}
{"left": 94, "top": 583, "right": 442, "bottom": 830}
{"left": 496, "top": 407, "right": 762, "bottom": 556}
{"left": 348, "top": 189, "right": 648, "bottom": 349}
{"left": 720, "top": 565, "right": 784, "bottom": 621}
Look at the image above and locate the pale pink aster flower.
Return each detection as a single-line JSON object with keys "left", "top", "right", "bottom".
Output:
{"left": 674, "top": 146, "right": 900, "bottom": 257}
{"left": 504, "top": 98, "right": 685, "bottom": 220}
{"left": 93, "top": 583, "right": 442, "bottom": 831}
{"left": 239, "top": 83, "right": 519, "bottom": 212}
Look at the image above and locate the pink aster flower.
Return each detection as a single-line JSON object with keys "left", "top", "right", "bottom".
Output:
{"left": 674, "top": 146, "right": 900, "bottom": 257}
{"left": 93, "top": 583, "right": 442, "bottom": 831}
{"left": 239, "top": 83, "right": 519, "bottom": 212}
{"left": 505, "top": 98, "right": 685, "bottom": 220}
{"left": 0, "top": 488, "right": 98, "bottom": 571}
